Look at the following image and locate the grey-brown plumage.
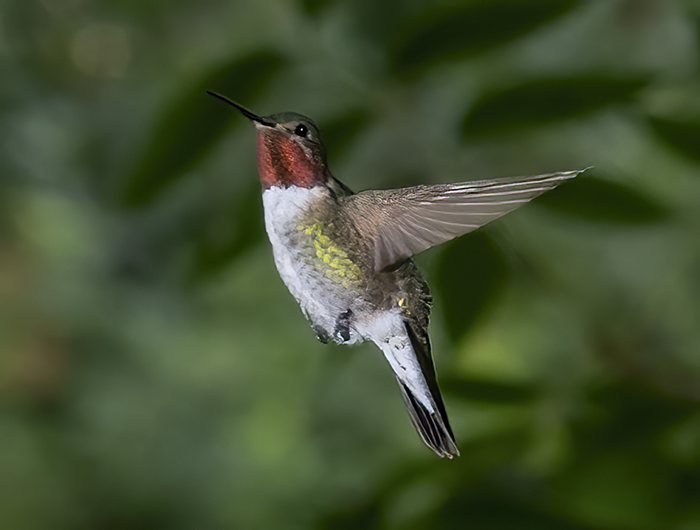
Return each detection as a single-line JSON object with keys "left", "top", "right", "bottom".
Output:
{"left": 208, "top": 91, "right": 585, "bottom": 458}
{"left": 344, "top": 171, "right": 582, "bottom": 271}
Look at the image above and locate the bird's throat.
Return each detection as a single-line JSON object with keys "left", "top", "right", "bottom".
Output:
{"left": 256, "top": 130, "right": 325, "bottom": 189}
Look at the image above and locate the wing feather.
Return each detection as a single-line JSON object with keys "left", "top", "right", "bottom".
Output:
{"left": 343, "top": 169, "right": 585, "bottom": 271}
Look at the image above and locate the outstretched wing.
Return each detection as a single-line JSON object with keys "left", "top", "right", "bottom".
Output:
{"left": 343, "top": 169, "right": 584, "bottom": 271}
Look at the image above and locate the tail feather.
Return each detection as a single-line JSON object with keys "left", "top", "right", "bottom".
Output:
{"left": 372, "top": 314, "right": 459, "bottom": 458}
{"left": 398, "top": 380, "right": 459, "bottom": 458}
{"left": 404, "top": 321, "right": 456, "bottom": 441}
{"left": 404, "top": 320, "right": 459, "bottom": 458}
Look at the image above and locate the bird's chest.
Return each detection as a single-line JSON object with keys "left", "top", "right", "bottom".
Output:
{"left": 262, "top": 186, "right": 364, "bottom": 332}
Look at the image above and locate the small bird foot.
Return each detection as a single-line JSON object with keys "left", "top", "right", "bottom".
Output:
{"left": 334, "top": 309, "right": 353, "bottom": 343}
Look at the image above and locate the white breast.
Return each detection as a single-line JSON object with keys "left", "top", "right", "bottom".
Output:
{"left": 262, "top": 185, "right": 321, "bottom": 297}
{"left": 262, "top": 185, "right": 348, "bottom": 337}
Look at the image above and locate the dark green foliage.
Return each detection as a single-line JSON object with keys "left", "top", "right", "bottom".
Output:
{"left": 122, "top": 52, "right": 284, "bottom": 207}
{"left": 426, "top": 494, "right": 597, "bottom": 530}
{"left": 436, "top": 232, "right": 508, "bottom": 343}
{"left": 320, "top": 109, "right": 372, "bottom": 163}
{"left": 441, "top": 376, "right": 539, "bottom": 404}
{"left": 576, "top": 382, "right": 698, "bottom": 449}
{"left": 187, "top": 183, "right": 265, "bottom": 280}
{"left": 535, "top": 172, "right": 668, "bottom": 224}
{"left": 391, "top": 0, "right": 580, "bottom": 75}
{"left": 462, "top": 77, "right": 647, "bottom": 137}
{"left": 318, "top": 500, "right": 382, "bottom": 530}
{"left": 300, "top": 0, "right": 332, "bottom": 16}
{"left": 647, "top": 116, "right": 700, "bottom": 163}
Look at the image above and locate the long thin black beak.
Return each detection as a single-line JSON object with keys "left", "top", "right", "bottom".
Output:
{"left": 207, "top": 91, "right": 275, "bottom": 127}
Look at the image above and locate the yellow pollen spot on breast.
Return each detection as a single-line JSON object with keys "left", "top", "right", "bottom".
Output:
{"left": 297, "top": 221, "right": 363, "bottom": 287}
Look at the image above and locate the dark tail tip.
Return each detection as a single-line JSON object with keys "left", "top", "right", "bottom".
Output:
{"left": 398, "top": 381, "right": 460, "bottom": 458}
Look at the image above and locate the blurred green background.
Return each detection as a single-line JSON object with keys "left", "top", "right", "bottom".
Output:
{"left": 2, "top": 0, "right": 700, "bottom": 528}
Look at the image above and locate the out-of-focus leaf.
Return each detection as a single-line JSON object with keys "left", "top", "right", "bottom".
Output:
{"left": 348, "top": 0, "right": 418, "bottom": 47}
{"left": 321, "top": 430, "right": 534, "bottom": 530}
{"left": 535, "top": 173, "right": 668, "bottom": 224}
{"left": 462, "top": 77, "right": 647, "bottom": 137}
{"left": 426, "top": 494, "right": 596, "bottom": 530}
{"left": 441, "top": 376, "right": 539, "bottom": 404}
{"left": 320, "top": 109, "right": 372, "bottom": 163}
{"left": 576, "top": 382, "right": 697, "bottom": 450}
{"left": 595, "top": 320, "right": 700, "bottom": 401}
{"left": 299, "top": 0, "right": 332, "bottom": 16}
{"left": 318, "top": 500, "right": 381, "bottom": 530}
{"left": 436, "top": 231, "right": 508, "bottom": 343}
{"left": 122, "top": 51, "right": 284, "bottom": 208}
{"left": 558, "top": 380, "right": 699, "bottom": 529}
{"left": 553, "top": 451, "right": 670, "bottom": 530}
{"left": 391, "top": 1, "right": 580, "bottom": 75}
{"left": 647, "top": 116, "right": 700, "bottom": 164}
{"left": 187, "top": 183, "right": 264, "bottom": 281}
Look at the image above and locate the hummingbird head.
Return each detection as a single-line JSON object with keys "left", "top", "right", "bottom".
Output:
{"left": 208, "top": 92, "right": 328, "bottom": 189}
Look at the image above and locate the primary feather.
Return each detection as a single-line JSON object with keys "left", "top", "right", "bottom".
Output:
{"left": 344, "top": 170, "right": 584, "bottom": 271}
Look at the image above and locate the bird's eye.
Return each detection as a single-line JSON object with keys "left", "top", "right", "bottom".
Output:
{"left": 294, "top": 124, "right": 308, "bottom": 138}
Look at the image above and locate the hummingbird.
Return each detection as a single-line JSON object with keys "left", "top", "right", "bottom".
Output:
{"left": 208, "top": 91, "right": 583, "bottom": 458}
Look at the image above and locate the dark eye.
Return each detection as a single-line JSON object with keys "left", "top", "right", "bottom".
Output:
{"left": 294, "top": 123, "right": 308, "bottom": 138}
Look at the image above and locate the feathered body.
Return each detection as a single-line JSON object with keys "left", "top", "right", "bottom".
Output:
{"left": 263, "top": 184, "right": 456, "bottom": 455}
{"left": 209, "top": 91, "right": 583, "bottom": 458}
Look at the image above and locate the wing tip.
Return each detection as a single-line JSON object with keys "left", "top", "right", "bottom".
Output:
{"left": 556, "top": 166, "right": 591, "bottom": 179}
{"left": 524, "top": 167, "right": 589, "bottom": 184}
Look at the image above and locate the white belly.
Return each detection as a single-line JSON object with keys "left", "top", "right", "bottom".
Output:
{"left": 262, "top": 185, "right": 362, "bottom": 343}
